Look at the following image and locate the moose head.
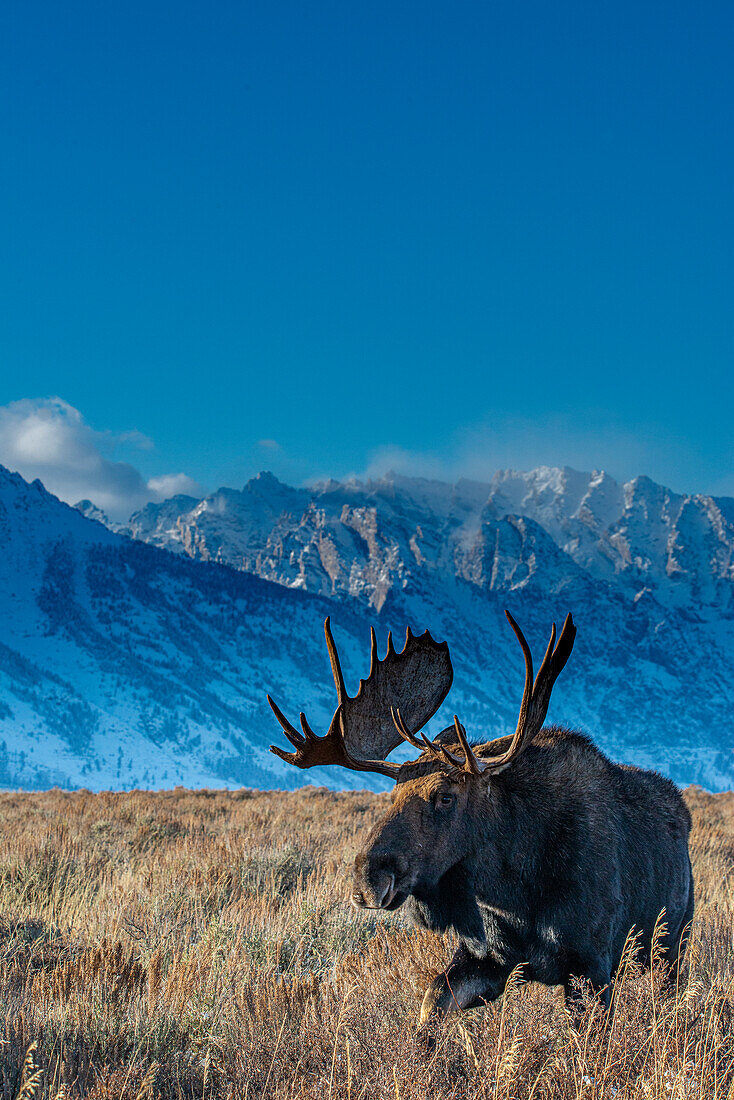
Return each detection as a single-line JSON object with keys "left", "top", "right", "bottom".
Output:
{"left": 267, "top": 612, "right": 576, "bottom": 915}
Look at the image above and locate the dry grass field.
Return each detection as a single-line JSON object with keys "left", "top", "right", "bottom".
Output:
{"left": 0, "top": 784, "right": 732, "bottom": 1100}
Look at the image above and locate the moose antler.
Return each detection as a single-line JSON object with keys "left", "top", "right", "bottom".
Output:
{"left": 392, "top": 611, "right": 576, "bottom": 777}
{"left": 492, "top": 610, "right": 577, "bottom": 771}
{"left": 267, "top": 617, "right": 453, "bottom": 778}
{"left": 268, "top": 698, "right": 399, "bottom": 778}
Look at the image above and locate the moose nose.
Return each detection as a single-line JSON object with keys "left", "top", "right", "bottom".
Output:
{"left": 374, "top": 872, "right": 395, "bottom": 908}
{"left": 351, "top": 872, "right": 395, "bottom": 910}
{"left": 353, "top": 851, "right": 401, "bottom": 909}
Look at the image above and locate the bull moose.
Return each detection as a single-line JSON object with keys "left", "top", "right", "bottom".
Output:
{"left": 267, "top": 613, "right": 694, "bottom": 1027}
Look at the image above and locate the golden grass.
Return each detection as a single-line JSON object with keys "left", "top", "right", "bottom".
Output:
{"left": 0, "top": 784, "right": 731, "bottom": 1099}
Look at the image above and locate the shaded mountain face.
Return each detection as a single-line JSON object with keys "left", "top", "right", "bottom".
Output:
{"left": 0, "top": 463, "right": 731, "bottom": 792}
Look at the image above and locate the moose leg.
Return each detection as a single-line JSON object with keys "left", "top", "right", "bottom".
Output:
{"left": 419, "top": 944, "right": 509, "bottom": 1025}
{"left": 664, "top": 868, "right": 695, "bottom": 994}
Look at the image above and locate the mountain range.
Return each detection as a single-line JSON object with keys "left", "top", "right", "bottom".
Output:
{"left": 0, "top": 462, "right": 731, "bottom": 791}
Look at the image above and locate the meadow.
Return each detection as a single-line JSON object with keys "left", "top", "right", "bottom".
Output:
{"left": 0, "top": 784, "right": 732, "bottom": 1099}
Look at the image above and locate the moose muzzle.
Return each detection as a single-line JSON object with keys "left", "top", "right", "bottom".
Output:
{"left": 352, "top": 849, "right": 407, "bottom": 910}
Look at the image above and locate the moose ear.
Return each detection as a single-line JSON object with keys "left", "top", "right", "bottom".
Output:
{"left": 433, "top": 724, "right": 460, "bottom": 746}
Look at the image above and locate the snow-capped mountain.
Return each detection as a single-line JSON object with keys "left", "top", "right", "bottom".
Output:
{"left": 111, "top": 465, "right": 734, "bottom": 791}
{"left": 120, "top": 467, "right": 734, "bottom": 616}
{"left": 0, "top": 462, "right": 731, "bottom": 792}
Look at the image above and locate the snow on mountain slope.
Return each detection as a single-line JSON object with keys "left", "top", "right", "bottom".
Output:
{"left": 0, "top": 467, "right": 415, "bottom": 791}
{"left": 1, "top": 463, "right": 731, "bottom": 792}
{"left": 124, "top": 467, "right": 734, "bottom": 615}
{"left": 488, "top": 467, "right": 734, "bottom": 610}
{"left": 110, "top": 466, "right": 734, "bottom": 791}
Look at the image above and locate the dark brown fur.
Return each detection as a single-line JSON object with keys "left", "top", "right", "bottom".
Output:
{"left": 353, "top": 726, "right": 694, "bottom": 1024}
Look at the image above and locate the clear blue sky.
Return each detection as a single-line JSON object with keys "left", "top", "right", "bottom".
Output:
{"left": 1, "top": 0, "right": 733, "bottom": 504}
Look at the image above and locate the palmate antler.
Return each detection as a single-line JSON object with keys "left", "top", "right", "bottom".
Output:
{"left": 392, "top": 611, "right": 576, "bottom": 776}
{"left": 267, "top": 618, "right": 453, "bottom": 779}
{"left": 268, "top": 611, "right": 575, "bottom": 781}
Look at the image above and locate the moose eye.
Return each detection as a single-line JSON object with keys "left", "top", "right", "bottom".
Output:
{"left": 435, "top": 792, "right": 455, "bottom": 810}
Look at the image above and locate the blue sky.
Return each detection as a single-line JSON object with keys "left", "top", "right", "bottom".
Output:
{"left": 1, "top": 0, "right": 733, "bottom": 514}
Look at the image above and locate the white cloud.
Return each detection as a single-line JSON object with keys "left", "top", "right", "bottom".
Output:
{"left": 147, "top": 473, "right": 204, "bottom": 499}
{"left": 0, "top": 398, "right": 205, "bottom": 521}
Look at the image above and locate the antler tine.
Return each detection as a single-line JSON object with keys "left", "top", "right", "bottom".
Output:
{"left": 477, "top": 611, "right": 576, "bottom": 776}
{"left": 504, "top": 610, "right": 534, "bottom": 724}
{"left": 497, "top": 611, "right": 535, "bottom": 763}
{"left": 393, "top": 707, "right": 468, "bottom": 770}
{"left": 369, "top": 627, "right": 379, "bottom": 676}
{"left": 533, "top": 622, "right": 557, "bottom": 695}
{"left": 267, "top": 694, "right": 306, "bottom": 749}
{"left": 529, "top": 614, "right": 576, "bottom": 716}
{"left": 439, "top": 742, "right": 465, "bottom": 767}
{"left": 552, "top": 613, "right": 577, "bottom": 676}
{"left": 299, "top": 712, "right": 318, "bottom": 740}
{"left": 270, "top": 743, "right": 298, "bottom": 765}
{"left": 419, "top": 730, "right": 441, "bottom": 758}
{"left": 422, "top": 730, "right": 451, "bottom": 765}
{"left": 453, "top": 715, "right": 481, "bottom": 775}
{"left": 324, "top": 617, "right": 347, "bottom": 705}
{"left": 418, "top": 729, "right": 464, "bottom": 768}
{"left": 391, "top": 707, "right": 424, "bottom": 750}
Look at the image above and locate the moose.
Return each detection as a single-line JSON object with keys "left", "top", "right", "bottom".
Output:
{"left": 267, "top": 613, "right": 694, "bottom": 1027}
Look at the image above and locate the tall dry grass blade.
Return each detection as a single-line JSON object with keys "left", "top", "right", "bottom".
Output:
{"left": 15, "top": 1043, "right": 43, "bottom": 1100}
{"left": 134, "top": 1063, "right": 160, "bottom": 1100}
